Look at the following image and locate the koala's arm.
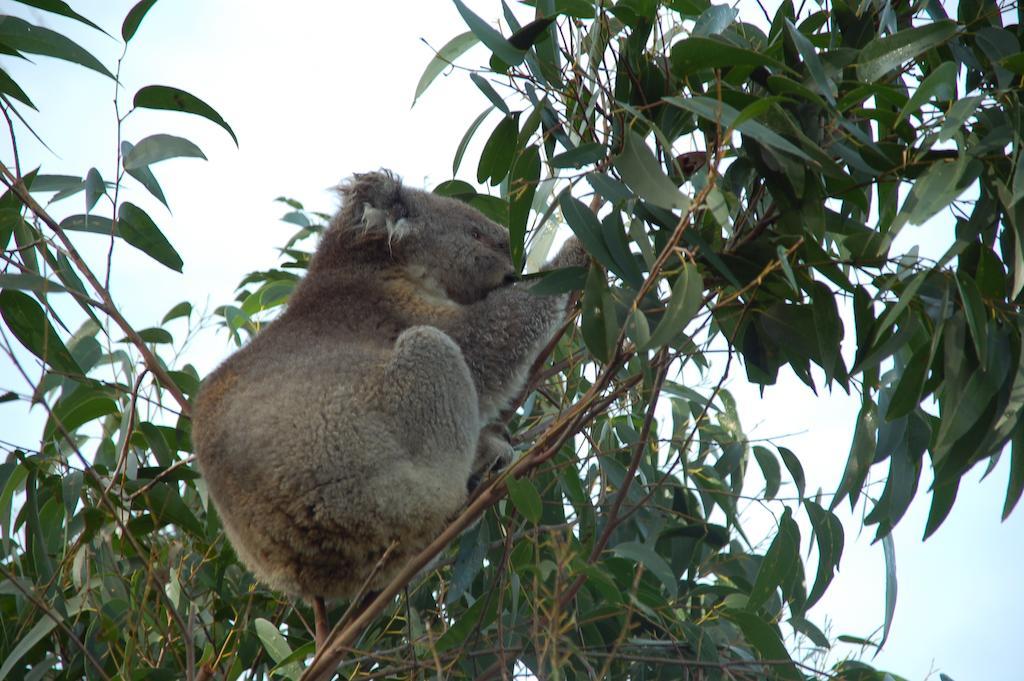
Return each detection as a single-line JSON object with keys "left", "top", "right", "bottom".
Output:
{"left": 439, "top": 237, "right": 588, "bottom": 412}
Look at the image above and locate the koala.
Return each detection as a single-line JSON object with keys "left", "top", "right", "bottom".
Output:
{"left": 192, "top": 170, "right": 587, "bottom": 601}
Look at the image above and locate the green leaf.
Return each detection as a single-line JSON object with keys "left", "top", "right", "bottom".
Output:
{"left": 118, "top": 202, "right": 184, "bottom": 272}
{"left": 414, "top": 31, "right": 479, "bottom": 104}
{"left": 120, "top": 141, "right": 168, "bottom": 208}
{"left": 600, "top": 212, "right": 643, "bottom": 289}
{"left": 933, "top": 328, "right": 1007, "bottom": 463}
{"left": 886, "top": 343, "right": 932, "bottom": 421}
{"left": 832, "top": 398, "right": 878, "bottom": 510}
{"left": 580, "top": 263, "right": 615, "bottom": 362}
{"left": 0, "top": 290, "right": 82, "bottom": 375}
{"left": 253, "top": 618, "right": 301, "bottom": 681}
{"left": 470, "top": 73, "right": 510, "bottom": 114}
{"left": 0, "top": 16, "right": 113, "bottom": 78}
{"left": 748, "top": 507, "right": 800, "bottom": 610}
{"left": 902, "top": 155, "right": 973, "bottom": 228}
{"left": 1004, "top": 422, "right": 1024, "bottom": 520}
{"left": 0, "top": 65, "right": 35, "bottom": 109}
{"left": 857, "top": 20, "right": 960, "bottom": 83}
{"left": 0, "top": 614, "right": 59, "bottom": 680}
{"left": 665, "top": 96, "right": 814, "bottom": 163}
{"left": 721, "top": 610, "right": 800, "bottom": 680}
{"left": 785, "top": 20, "right": 836, "bottom": 105}
{"left": 123, "top": 134, "right": 206, "bottom": 170}
{"left": 453, "top": 107, "right": 492, "bottom": 175}
{"left": 557, "top": 194, "right": 618, "bottom": 275}
{"left": 509, "top": 144, "right": 541, "bottom": 269}
{"left": 642, "top": 261, "right": 703, "bottom": 350}
{"left": 526, "top": 266, "right": 587, "bottom": 295}
{"left": 880, "top": 534, "right": 897, "bottom": 648}
{"left": 956, "top": 272, "right": 988, "bottom": 366}
{"left": 873, "top": 270, "right": 927, "bottom": 343}
{"left": 132, "top": 480, "right": 204, "bottom": 536}
{"left": 130, "top": 327, "right": 174, "bottom": 344}
{"left": 691, "top": 4, "right": 737, "bottom": 36}
{"left": 552, "top": 0, "right": 595, "bottom": 18}
{"left": 613, "top": 129, "right": 690, "bottom": 211}
{"left": 84, "top": 167, "right": 104, "bottom": 212}
{"left": 611, "top": 541, "right": 678, "bottom": 597}
{"left": 133, "top": 85, "right": 238, "bottom": 145}
{"left": 867, "top": 411, "right": 926, "bottom": 540}
{"left": 778, "top": 446, "right": 805, "bottom": 500}
{"left": 11, "top": 0, "right": 107, "bottom": 33}
{"left": 43, "top": 387, "right": 118, "bottom": 441}
{"left": 670, "top": 36, "right": 787, "bottom": 74}
{"left": 162, "top": 301, "right": 192, "bottom": 324}
{"left": 897, "top": 61, "right": 957, "bottom": 122}
{"left": 506, "top": 477, "right": 543, "bottom": 523}
{"left": 0, "top": 273, "right": 67, "bottom": 294}
{"left": 789, "top": 616, "right": 831, "bottom": 650}
{"left": 804, "top": 500, "right": 844, "bottom": 609}
{"left": 122, "top": 0, "right": 159, "bottom": 42}
{"left": 30, "top": 174, "right": 80, "bottom": 193}
{"left": 446, "top": 521, "right": 488, "bottom": 604}
{"left": 59, "top": 214, "right": 114, "bottom": 235}
{"left": 752, "top": 446, "right": 781, "bottom": 500}
{"left": 477, "top": 113, "right": 519, "bottom": 185}
{"left": 587, "top": 172, "right": 634, "bottom": 204}
{"left": 452, "top": 0, "right": 526, "bottom": 66}
{"left": 550, "top": 142, "right": 605, "bottom": 169}
{"left": 924, "top": 477, "right": 959, "bottom": 539}
{"left": 626, "top": 307, "right": 650, "bottom": 348}
{"left": 937, "top": 95, "right": 984, "bottom": 142}
{"left": 810, "top": 281, "right": 843, "bottom": 385}
{"left": 508, "top": 16, "right": 555, "bottom": 50}
{"left": 435, "top": 593, "right": 499, "bottom": 652}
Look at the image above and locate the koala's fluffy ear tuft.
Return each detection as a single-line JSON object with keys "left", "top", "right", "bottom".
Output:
{"left": 338, "top": 170, "right": 412, "bottom": 243}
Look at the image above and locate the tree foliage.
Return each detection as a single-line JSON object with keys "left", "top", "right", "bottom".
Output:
{"left": 0, "top": 0, "right": 1021, "bottom": 679}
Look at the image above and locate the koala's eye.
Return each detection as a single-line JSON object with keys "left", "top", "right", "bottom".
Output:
{"left": 470, "top": 228, "right": 483, "bottom": 241}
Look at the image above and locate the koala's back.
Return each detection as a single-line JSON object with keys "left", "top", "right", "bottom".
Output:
{"left": 192, "top": 274, "right": 476, "bottom": 598}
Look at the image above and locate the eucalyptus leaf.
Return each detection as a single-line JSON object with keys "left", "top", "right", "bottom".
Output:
{"left": 506, "top": 477, "right": 543, "bottom": 522}
{"left": 452, "top": 0, "right": 526, "bottom": 66}
{"left": 134, "top": 85, "right": 238, "bottom": 145}
{"left": 118, "top": 202, "right": 184, "bottom": 272}
{"left": 122, "top": 0, "right": 159, "bottom": 41}
{"left": 857, "top": 21, "right": 959, "bottom": 83}
{"left": 413, "top": 31, "right": 479, "bottom": 104}
{"left": 0, "top": 16, "right": 113, "bottom": 78}
{"left": 123, "top": 134, "right": 206, "bottom": 170}
{"left": 613, "top": 129, "right": 689, "bottom": 211}
{"left": 665, "top": 96, "right": 814, "bottom": 163}
{"left": 642, "top": 261, "right": 703, "bottom": 350}
{"left": 611, "top": 541, "right": 678, "bottom": 597}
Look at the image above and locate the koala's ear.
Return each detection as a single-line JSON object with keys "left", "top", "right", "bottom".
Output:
{"left": 338, "top": 170, "right": 412, "bottom": 242}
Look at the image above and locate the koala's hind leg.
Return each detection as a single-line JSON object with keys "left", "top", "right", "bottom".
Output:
{"left": 372, "top": 326, "right": 480, "bottom": 471}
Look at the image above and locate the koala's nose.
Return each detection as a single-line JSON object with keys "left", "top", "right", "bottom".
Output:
{"left": 503, "top": 272, "right": 520, "bottom": 285}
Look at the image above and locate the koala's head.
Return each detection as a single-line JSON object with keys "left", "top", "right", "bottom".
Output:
{"left": 314, "top": 170, "right": 516, "bottom": 304}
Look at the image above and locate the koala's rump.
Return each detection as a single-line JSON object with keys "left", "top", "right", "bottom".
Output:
{"left": 194, "top": 338, "right": 472, "bottom": 598}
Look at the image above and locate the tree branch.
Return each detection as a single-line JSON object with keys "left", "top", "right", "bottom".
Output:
{"left": 0, "top": 161, "right": 191, "bottom": 416}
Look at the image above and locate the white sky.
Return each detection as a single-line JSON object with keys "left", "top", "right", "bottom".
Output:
{"left": 1, "top": 2, "right": 1022, "bottom": 679}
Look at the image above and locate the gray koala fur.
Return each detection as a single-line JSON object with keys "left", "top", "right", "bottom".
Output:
{"left": 192, "top": 170, "right": 587, "bottom": 600}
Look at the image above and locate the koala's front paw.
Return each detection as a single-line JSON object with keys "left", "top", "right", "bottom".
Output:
{"left": 468, "top": 423, "right": 515, "bottom": 493}
{"left": 550, "top": 235, "right": 589, "bottom": 269}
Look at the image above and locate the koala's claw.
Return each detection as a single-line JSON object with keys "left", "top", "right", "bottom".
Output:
{"left": 494, "top": 422, "right": 512, "bottom": 444}
{"left": 470, "top": 423, "right": 515, "bottom": 491}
